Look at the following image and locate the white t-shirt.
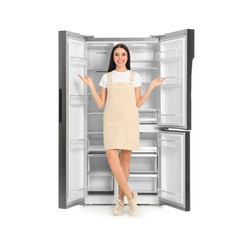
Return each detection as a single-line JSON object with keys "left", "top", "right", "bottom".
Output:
{"left": 99, "top": 70, "right": 142, "bottom": 88}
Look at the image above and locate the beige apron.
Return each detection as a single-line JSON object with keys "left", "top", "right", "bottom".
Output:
{"left": 103, "top": 71, "right": 140, "bottom": 150}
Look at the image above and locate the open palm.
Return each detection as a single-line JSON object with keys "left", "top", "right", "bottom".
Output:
{"left": 78, "top": 74, "right": 93, "bottom": 86}
{"left": 151, "top": 77, "right": 167, "bottom": 88}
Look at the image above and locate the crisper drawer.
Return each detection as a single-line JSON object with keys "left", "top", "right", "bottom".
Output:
{"left": 88, "top": 154, "right": 111, "bottom": 172}
{"left": 127, "top": 174, "right": 158, "bottom": 194}
{"left": 88, "top": 172, "right": 113, "bottom": 192}
{"left": 130, "top": 154, "right": 157, "bottom": 173}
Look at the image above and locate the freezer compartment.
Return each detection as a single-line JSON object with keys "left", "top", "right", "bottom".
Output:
{"left": 130, "top": 154, "right": 157, "bottom": 173}
{"left": 88, "top": 154, "right": 111, "bottom": 172}
{"left": 127, "top": 174, "right": 158, "bottom": 194}
{"left": 85, "top": 42, "right": 113, "bottom": 70}
{"left": 88, "top": 172, "right": 114, "bottom": 192}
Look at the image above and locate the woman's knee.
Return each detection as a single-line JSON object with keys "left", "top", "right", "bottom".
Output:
{"left": 106, "top": 149, "right": 119, "bottom": 165}
{"left": 120, "top": 149, "right": 132, "bottom": 163}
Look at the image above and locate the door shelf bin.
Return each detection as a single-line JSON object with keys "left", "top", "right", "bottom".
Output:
{"left": 158, "top": 188, "right": 183, "bottom": 205}
{"left": 158, "top": 114, "right": 183, "bottom": 125}
{"left": 88, "top": 154, "right": 111, "bottom": 172}
{"left": 161, "top": 77, "right": 183, "bottom": 85}
{"left": 130, "top": 154, "right": 157, "bottom": 173}
{"left": 70, "top": 138, "right": 88, "bottom": 149}
{"left": 88, "top": 172, "right": 113, "bottom": 192}
{"left": 127, "top": 174, "right": 158, "bottom": 193}
{"left": 70, "top": 56, "right": 88, "bottom": 66}
{"left": 70, "top": 94, "right": 88, "bottom": 105}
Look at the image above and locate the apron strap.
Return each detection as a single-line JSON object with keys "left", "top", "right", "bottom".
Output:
{"left": 130, "top": 71, "right": 135, "bottom": 82}
{"left": 107, "top": 72, "right": 112, "bottom": 82}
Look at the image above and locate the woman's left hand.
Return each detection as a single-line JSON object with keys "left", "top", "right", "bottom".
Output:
{"left": 150, "top": 77, "right": 167, "bottom": 88}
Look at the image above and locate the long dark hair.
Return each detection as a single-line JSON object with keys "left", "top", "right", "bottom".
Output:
{"left": 107, "top": 43, "right": 131, "bottom": 72}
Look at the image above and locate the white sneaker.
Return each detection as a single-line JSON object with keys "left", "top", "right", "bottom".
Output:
{"left": 128, "top": 192, "right": 138, "bottom": 216}
{"left": 112, "top": 198, "right": 124, "bottom": 216}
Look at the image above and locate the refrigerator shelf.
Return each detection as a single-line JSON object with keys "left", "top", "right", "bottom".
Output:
{"left": 139, "top": 118, "right": 157, "bottom": 123}
{"left": 86, "top": 146, "right": 158, "bottom": 153}
{"left": 138, "top": 109, "right": 157, "bottom": 113}
{"left": 87, "top": 112, "right": 103, "bottom": 115}
{"left": 126, "top": 43, "right": 158, "bottom": 49}
{"left": 86, "top": 43, "right": 113, "bottom": 48}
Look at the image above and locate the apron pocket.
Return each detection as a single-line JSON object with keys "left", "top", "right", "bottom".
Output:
{"left": 126, "top": 121, "right": 138, "bottom": 141}
{"left": 104, "top": 120, "right": 120, "bottom": 141}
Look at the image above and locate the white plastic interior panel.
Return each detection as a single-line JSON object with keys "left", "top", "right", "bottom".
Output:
{"left": 86, "top": 43, "right": 113, "bottom": 70}
{"left": 159, "top": 36, "right": 187, "bottom": 129}
{"left": 66, "top": 38, "right": 87, "bottom": 205}
{"left": 158, "top": 131, "right": 186, "bottom": 208}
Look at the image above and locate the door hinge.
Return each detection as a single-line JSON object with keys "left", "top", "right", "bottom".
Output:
{"left": 150, "top": 34, "right": 166, "bottom": 39}
{"left": 80, "top": 35, "right": 95, "bottom": 39}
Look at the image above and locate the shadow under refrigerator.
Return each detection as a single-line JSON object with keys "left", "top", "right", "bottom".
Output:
{"left": 59, "top": 29, "right": 194, "bottom": 211}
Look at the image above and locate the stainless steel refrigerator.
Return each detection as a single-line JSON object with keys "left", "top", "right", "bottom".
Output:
{"left": 59, "top": 29, "right": 194, "bottom": 211}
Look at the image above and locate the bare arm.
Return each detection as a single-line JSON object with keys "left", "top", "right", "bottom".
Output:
{"left": 135, "top": 85, "right": 154, "bottom": 108}
{"left": 89, "top": 84, "right": 107, "bottom": 109}
{"left": 78, "top": 74, "right": 107, "bottom": 109}
{"left": 135, "top": 77, "right": 167, "bottom": 108}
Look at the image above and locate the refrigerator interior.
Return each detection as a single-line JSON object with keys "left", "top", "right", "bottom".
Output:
{"left": 64, "top": 33, "right": 189, "bottom": 209}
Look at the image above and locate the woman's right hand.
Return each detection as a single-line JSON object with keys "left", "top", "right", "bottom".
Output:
{"left": 78, "top": 74, "right": 93, "bottom": 86}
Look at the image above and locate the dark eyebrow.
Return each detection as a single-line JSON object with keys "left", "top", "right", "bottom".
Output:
{"left": 115, "top": 52, "right": 127, "bottom": 54}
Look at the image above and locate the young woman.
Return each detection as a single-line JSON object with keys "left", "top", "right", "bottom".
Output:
{"left": 78, "top": 43, "right": 166, "bottom": 216}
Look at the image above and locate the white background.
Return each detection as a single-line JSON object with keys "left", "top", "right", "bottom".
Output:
{"left": 0, "top": 0, "right": 249, "bottom": 239}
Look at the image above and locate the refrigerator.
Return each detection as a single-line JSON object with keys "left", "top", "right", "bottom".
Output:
{"left": 58, "top": 29, "right": 194, "bottom": 211}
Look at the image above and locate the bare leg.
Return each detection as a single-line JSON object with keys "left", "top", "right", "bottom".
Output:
{"left": 106, "top": 149, "right": 133, "bottom": 200}
{"left": 118, "top": 149, "right": 132, "bottom": 201}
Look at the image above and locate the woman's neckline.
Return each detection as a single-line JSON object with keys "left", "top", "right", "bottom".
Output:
{"left": 113, "top": 70, "right": 130, "bottom": 73}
